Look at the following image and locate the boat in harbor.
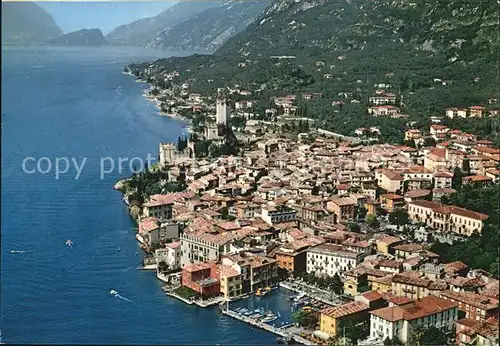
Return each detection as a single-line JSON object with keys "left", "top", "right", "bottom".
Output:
{"left": 255, "top": 286, "right": 273, "bottom": 297}
{"left": 261, "top": 311, "right": 278, "bottom": 323}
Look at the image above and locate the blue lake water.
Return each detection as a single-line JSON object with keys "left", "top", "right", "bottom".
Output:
{"left": 1, "top": 47, "right": 277, "bottom": 344}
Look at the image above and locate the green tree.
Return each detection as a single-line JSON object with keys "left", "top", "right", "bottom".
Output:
{"left": 325, "top": 273, "right": 343, "bottom": 294}
{"left": 365, "top": 213, "right": 379, "bottom": 229}
{"left": 389, "top": 208, "right": 409, "bottom": 226}
{"left": 337, "top": 319, "right": 370, "bottom": 343}
{"left": 347, "top": 222, "right": 361, "bottom": 233}
{"left": 412, "top": 326, "right": 448, "bottom": 345}
{"left": 383, "top": 337, "right": 403, "bottom": 345}
{"left": 292, "top": 310, "right": 318, "bottom": 329}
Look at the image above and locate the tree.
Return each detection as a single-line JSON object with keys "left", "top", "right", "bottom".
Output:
{"left": 412, "top": 326, "right": 448, "bottom": 345}
{"left": 325, "top": 273, "right": 343, "bottom": 294}
{"left": 347, "top": 222, "right": 361, "bottom": 233}
{"left": 337, "top": 319, "right": 370, "bottom": 343}
{"left": 389, "top": 208, "right": 409, "bottom": 226}
{"left": 292, "top": 310, "right": 318, "bottom": 329}
{"left": 383, "top": 337, "right": 403, "bottom": 345}
{"left": 365, "top": 213, "right": 379, "bottom": 229}
{"left": 157, "top": 261, "right": 169, "bottom": 273}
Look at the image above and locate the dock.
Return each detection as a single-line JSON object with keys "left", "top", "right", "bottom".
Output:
{"left": 221, "top": 309, "right": 317, "bottom": 345}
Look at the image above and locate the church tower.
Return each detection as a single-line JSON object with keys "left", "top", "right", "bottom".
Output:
{"left": 216, "top": 99, "right": 230, "bottom": 126}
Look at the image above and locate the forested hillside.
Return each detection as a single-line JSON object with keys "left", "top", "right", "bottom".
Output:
{"left": 128, "top": 0, "right": 499, "bottom": 143}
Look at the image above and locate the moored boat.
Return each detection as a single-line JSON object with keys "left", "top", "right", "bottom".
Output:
{"left": 255, "top": 286, "right": 273, "bottom": 297}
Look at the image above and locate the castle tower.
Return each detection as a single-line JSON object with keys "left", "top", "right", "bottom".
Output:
{"left": 216, "top": 99, "right": 230, "bottom": 126}
{"left": 159, "top": 143, "right": 176, "bottom": 166}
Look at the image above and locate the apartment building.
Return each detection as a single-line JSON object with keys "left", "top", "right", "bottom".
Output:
{"left": 181, "top": 262, "right": 220, "bottom": 298}
{"left": 261, "top": 205, "right": 297, "bottom": 225}
{"left": 320, "top": 301, "right": 370, "bottom": 337}
{"left": 307, "top": 244, "right": 364, "bottom": 277}
{"left": 180, "top": 231, "right": 237, "bottom": 267}
{"left": 456, "top": 318, "right": 499, "bottom": 346}
{"left": 155, "top": 241, "right": 181, "bottom": 270}
{"left": 439, "top": 290, "right": 499, "bottom": 322}
{"left": 446, "top": 107, "right": 468, "bottom": 119}
{"left": 392, "top": 272, "right": 448, "bottom": 300}
{"left": 369, "top": 296, "right": 458, "bottom": 343}
{"left": 408, "top": 200, "right": 489, "bottom": 236}
{"left": 326, "top": 197, "right": 356, "bottom": 223}
{"left": 142, "top": 194, "right": 174, "bottom": 219}
{"left": 375, "top": 169, "right": 403, "bottom": 193}
{"left": 222, "top": 252, "right": 278, "bottom": 293}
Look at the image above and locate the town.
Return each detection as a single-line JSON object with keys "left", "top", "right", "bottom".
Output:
{"left": 117, "top": 66, "right": 500, "bottom": 346}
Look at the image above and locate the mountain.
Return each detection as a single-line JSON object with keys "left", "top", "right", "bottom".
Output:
{"left": 45, "top": 29, "right": 109, "bottom": 46}
{"left": 146, "top": 1, "right": 272, "bottom": 53}
{"left": 1, "top": 2, "right": 63, "bottom": 45}
{"left": 105, "top": 2, "right": 219, "bottom": 47}
{"left": 128, "top": 0, "right": 499, "bottom": 143}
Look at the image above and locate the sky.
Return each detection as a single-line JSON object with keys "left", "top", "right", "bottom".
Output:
{"left": 37, "top": 2, "right": 177, "bottom": 35}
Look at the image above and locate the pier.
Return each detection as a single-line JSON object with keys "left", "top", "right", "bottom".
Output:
{"left": 221, "top": 308, "right": 317, "bottom": 345}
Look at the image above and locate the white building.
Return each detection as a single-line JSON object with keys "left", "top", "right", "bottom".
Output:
{"left": 369, "top": 296, "right": 458, "bottom": 343}
{"left": 261, "top": 205, "right": 297, "bottom": 225}
{"left": 180, "top": 231, "right": 236, "bottom": 267}
{"left": 216, "top": 99, "right": 230, "bottom": 125}
{"left": 446, "top": 107, "right": 467, "bottom": 119}
{"left": 155, "top": 241, "right": 181, "bottom": 270}
{"left": 306, "top": 244, "right": 364, "bottom": 277}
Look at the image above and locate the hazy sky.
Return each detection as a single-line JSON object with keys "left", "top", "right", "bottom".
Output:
{"left": 38, "top": 2, "right": 176, "bottom": 34}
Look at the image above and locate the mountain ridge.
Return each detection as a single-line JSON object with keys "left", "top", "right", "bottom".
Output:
{"left": 45, "top": 28, "right": 109, "bottom": 46}
{"left": 1, "top": 1, "right": 63, "bottom": 45}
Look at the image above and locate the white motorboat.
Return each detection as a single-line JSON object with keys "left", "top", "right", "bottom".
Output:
{"left": 261, "top": 312, "right": 278, "bottom": 323}
{"left": 110, "top": 290, "right": 118, "bottom": 295}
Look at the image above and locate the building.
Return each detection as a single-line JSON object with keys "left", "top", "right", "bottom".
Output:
{"left": 456, "top": 317, "right": 499, "bottom": 346}
{"left": 391, "top": 273, "right": 447, "bottom": 300}
{"left": 306, "top": 244, "right": 364, "bottom": 277}
{"left": 369, "top": 93, "right": 397, "bottom": 105}
{"left": 261, "top": 205, "right": 297, "bottom": 225}
{"left": 446, "top": 107, "right": 468, "bottom": 119}
{"left": 379, "top": 194, "right": 404, "bottom": 212}
{"left": 159, "top": 143, "right": 176, "bottom": 166}
{"left": 404, "top": 129, "right": 422, "bottom": 141}
{"left": 375, "top": 235, "right": 405, "bottom": 255}
{"left": 216, "top": 98, "right": 230, "bottom": 125}
{"left": 376, "top": 169, "right": 404, "bottom": 193}
{"left": 137, "top": 217, "right": 180, "bottom": 247}
{"left": 216, "top": 264, "right": 242, "bottom": 299}
{"left": 275, "top": 241, "right": 312, "bottom": 276}
{"left": 368, "top": 105, "right": 399, "bottom": 117}
{"left": 403, "top": 189, "right": 431, "bottom": 203}
{"left": 181, "top": 262, "right": 220, "bottom": 298}
{"left": 326, "top": 197, "right": 356, "bottom": 223}
{"left": 161, "top": 241, "right": 181, "bottom": 270}
{"left": 319, "top": 301, "right": 370, "bottom": 337}
{"left": 180, "top": 231, "right": 237, "bottom": 266}
{"left": 469, "top": 106, "right": 485, "bottom": 118}
{"left": 439, "top": 290, "right": 499, "bottom": 322}
{"left": 408, "top": 200, "right": 489, "bottom": 236}
{"left": 222, "top": 252, "right": 278, "bottom": 292}
{"left": 142, "top": 194, "right": 174, "bottom": 219}
{"left": 369, "top": 295, "right": 458, "bottom": 343}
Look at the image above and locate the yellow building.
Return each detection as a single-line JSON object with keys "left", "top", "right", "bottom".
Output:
{"left": 218, "top": 264, "right": 242, "bottom": 299}
{"left": 320, "top": 301, "right": 369, "bottom": 337}
{"left": 375, "top": 235, "right": 404, "bottom": 255}
{"left": 370, "top": 275, "right": 393, "bottom": 293}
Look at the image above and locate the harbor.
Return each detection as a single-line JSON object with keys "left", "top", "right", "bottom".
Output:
{"left": 217, "top": 287, "right": 321, "bottom": 345}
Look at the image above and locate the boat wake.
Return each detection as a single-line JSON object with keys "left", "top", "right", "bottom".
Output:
{"left": 10, "top": 250, "right": 29, "bottom": 254}
{"left": 110, "top": 290, "right": 134, "bottom": 303}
